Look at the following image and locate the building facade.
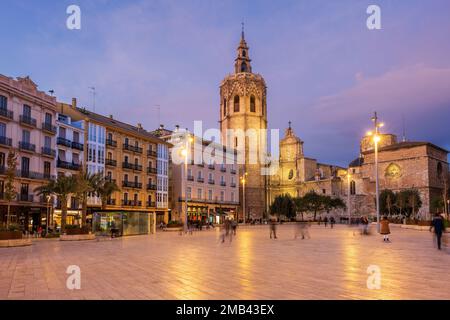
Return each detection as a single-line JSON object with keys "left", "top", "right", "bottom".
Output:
{"left": 0, "top": 75, "right": 57, "bottom": 231}
{"left": 154, "top": 125, "right": 240, "bottom": 223}
{"left": 219, "top": 30, "right": 268, "bottom": 220}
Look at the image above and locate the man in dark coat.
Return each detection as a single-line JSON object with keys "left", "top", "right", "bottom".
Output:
{"left": 430, "top": 213, "right": 446, "bottom": 250}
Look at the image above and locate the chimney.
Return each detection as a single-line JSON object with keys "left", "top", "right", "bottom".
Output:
{"left": 71, "top": 98, "right": 77, "bottom": 108}
{"left": 175, "top": 124, "right": 180, "bottom": 132}
{"left": 137, "top": 123, "right": 143, "bottom": 130}
{"left": 109, "top": 114, "right": 113, "bottom": 119}
{"left": 159, "top": 124, "right": 164, "bottom": 130}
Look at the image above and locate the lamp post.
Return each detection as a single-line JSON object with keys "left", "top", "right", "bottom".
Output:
{"left": 46, "top": 195, "right": 51, "bottom": 235}
{"left": 182, "top": 133, "right": 194, "bottom": 233}
{"left": 368, "top": 112, "right": 384, "bottom": 233}
{"left": 240, "top": 172, "right": 248, "bottom": 224}
{"left": 347, "top": 173, "right": 351, "bottom": 225}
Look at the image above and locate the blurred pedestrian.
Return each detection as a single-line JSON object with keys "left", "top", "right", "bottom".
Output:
{"left": 231, "top": 219, "right": 237, "bottom": 235}
{"left": 324, "top": 216, "right": 328, "bottom": 228}
{"left": 294, "top": 221, "right": 310, "bottom": 240}
{"left": 380, "top": 216, "right": 391, "bottom": 242}
{"left": 330, "top": 216, "right": 335, "bottom": 229}
{"left": 318, "top": 217, "right": 322, "bottom": 225}
{"left": 269, "top": 215, "right": 278, "bottom": 239}
{"left": 361, "top": 216, "right": 369, "bottom": 235}
{"left": 430, "top": 213, "right": 446, "bottom": 250}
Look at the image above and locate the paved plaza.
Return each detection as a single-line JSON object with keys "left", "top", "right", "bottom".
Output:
{"left": 0, "top": 224, "right": 449, "bottom": 300}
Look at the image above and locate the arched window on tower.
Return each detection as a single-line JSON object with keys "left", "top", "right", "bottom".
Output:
{"left": 223, "top": 99, "right": 227, "bottom": 116}
{"left": 350, "top": 180, "right": 356, "bottom": 195}
{"left": 262, "top": 97, "right": 265, "bottom": 116}
{"left": 250, "top": 95, "right": 256, "bottom": 112}
{"left": 242, "top": 50, "right": 246, "bottom": 57}
{"left": 234, "top": 96, "right": 240, "bottom": 112}
{"left": 240, "top": 62, "right": 247, "bottom": 73}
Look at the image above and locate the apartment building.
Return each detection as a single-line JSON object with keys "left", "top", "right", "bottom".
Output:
{"left": 153, "top": 125, "right": 240, "bottom": 223}
{"left": 0, "top": 75, "right": 57, "bottom": 231}
{"left": 53, "top": 106, "right": 85, "bottom": 225}
{"left": 60, "top": 102, "right": 170, "bottom": 235}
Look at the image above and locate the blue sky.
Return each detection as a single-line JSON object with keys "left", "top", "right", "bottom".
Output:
{"left": 1, "top": 0, "right": 450, "bottom": 166}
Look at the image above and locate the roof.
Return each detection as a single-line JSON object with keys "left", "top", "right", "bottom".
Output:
{"left": 348, "top": 157, "right": 364, "bottom": 168}
{"left": 75, "top": 107, "right": 169, "bottom": 145}
{"left": 361, "top": 141, "right": 449, "bottom": 155}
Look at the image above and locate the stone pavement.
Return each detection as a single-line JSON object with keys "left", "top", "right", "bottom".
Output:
{"left": 0, "top": 224, "right": 449, "bottom": 300}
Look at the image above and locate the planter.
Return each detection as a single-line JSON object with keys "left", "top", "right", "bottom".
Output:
{"left": 60, "top": 234, "right": 96, "bottom": 241}
{"left": 164, "top": 227, "right": 183, "bottom": 232}
{"left": 0, "top": 231, "right": 22, "bottom": 240}
{"left": 0, "top": 239, "right": 32, "bottom": 247}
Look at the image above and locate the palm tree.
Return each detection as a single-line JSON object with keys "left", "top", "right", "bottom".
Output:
{"left": 75, "top": 168, "right": 103, "bottom": 227}
{"left": 35, "top": 175, "right": 77, "bottom": 232}
{"left": 97, "top": 179, "right": 120, "bottom": 210}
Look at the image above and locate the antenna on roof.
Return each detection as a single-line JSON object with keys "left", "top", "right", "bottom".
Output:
{"left": 402, "top": 114, "right": 406, "bottom": 142}
{"left": 155, "top": 104, "right": 160, "bottom": 128}
{"left": 48, "top": 89, "right": 54, "bottom": 96}
{"left": 89, "top": 87, "right": 96, "bottom": 112}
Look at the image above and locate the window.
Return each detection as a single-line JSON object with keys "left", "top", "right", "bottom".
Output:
{"left": 220, "top": 191, "right": 225, "bottom": 201}
{"left": 233, "top": 96, "right": 240, "bottom": 112}
{"left": 0, "top": 95, "right": 7, "bottom": 109}
{"left": 22, "top": 130, "right": 30, "bottom": 143}
{"left": 44, "top": 161, "right": 51, "bottom": 179}
{"left": 250, "top": 95, "right": 256, "bottom": 112}
{"left": 20, "top": 183, "right": 29, "bottom": 196}
{"left": 124, "top": 193, "right": 128, "bottom": 201}
{"left": 124, "top": 155, "right": 129, "bottom": 163}
{"left": 187, "top": 168, "right": 192, "bottom": 177}
{"left": 134, "top": 175, "right": 138, "bottom": 183}
{"left": 186, "top": 187, "right": 192, "bottom": 199}
{"left": 44, "top": 136, "right": 51, "bottom": 148}
{"left": 197, "top": 188, "right": 202, "bottom": 199}
{"left": 197, "top": 170, "right": 203, "bottom": 179}
{"left": 73, "top": 131, "right": 80, "bottom": 143}
{"left": 21, "top": 157, "right": 30, "bottom": 175}
{"left": 134, "top": 194, "right": 138, "bottom": 202}
{"left": 0, "top": 122, "right": 5, "bottom": 137}
{"left": 241, "top": 62, "right": 248, "bottom": 73}
{"left": 45, "top": 113, "right": 52, "bottom": 124}
{"left": 124, "top": 137, "right": 129, "bottom": 145}
{"left": 108, "top": 133, "right": 113, "bottom": 141}
{"left": 134, "top": 158, "right": 139, "bottom": 166}
{"left": 59, "top": 127, "right": 66, "bottom": 139}
{"left": 242, "top": 50, "right": 246, "bottom": 57}
{"left": 107, "top": 152, "right": 112, "bottom": 160}
{"left": 231, "top": 192, "right": 235, "bottom": 202}
{"left": 0, "top": 180, "right": 4, "bottom": 196}
{"left": 208, "top": 172, "right": 213, "bottom": 180}
{"left": 437, "top": 162, "right": 443, "bottom": 179}
{"left": 208, "top": 189, "right": 213, "bottom": 201}
{"left": 124, "top": 174, "right": 128, "bottom": 182}
{"left": 23, "top": 104, "right": 31, "bottom": 117}
{"left": 73, "top": 153, "right": 79, "bottom": 165}
{"left": 0, "top": 152, "right": 5, "bottom": 168}
{"left": 350, "top": 181, "right": 356, "bottom": 195}
{"left": 223, "top": 99, "right": 227, "bottom": 116}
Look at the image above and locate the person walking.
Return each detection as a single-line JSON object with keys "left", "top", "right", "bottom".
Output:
{"left": 330, "top": 216, "right": 335, "bottom": 229}
{"left": 380, "top": 216, "right": 391, "bottom": 242}
{"left": 430, "top": 213, "right": 446, "bottom": 250}
{"left": 231, "top": 219, "right": 237, "bottom": 235}
{"left": 318, "top": 216, "right": 322, "bottom": 225}
{"left": 269, "top": 215, "right": 278, "bottom": 239}
{"left": 324, "top": 216, "right": 328, "bottom": 228}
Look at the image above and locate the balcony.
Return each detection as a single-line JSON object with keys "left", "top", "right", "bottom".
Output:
{"left": 146, "top": 201, "right": 156, "bottom": 207}
{"left": 208, "top": 179, "right": 215, "bottom": 185}
{"left": 105, "top": 177, "right": 116, "bottom": 184}
{"left": 0, "top": 108, "right": 13, "bottom": 120}
{"left": 19, "top": 115, "right": 37, "bottom": 128}
{"left": 122, "top": 162, "right": 143, "bottom": 171}
{"left": 17, "top": 193, "right": 34, "bottom": 202}
{"left": 123, "top": 144, "right": 143, "bottom": 154}
{"left": 197, "top": 177, "right": 204, "bottom": 183}
{"left": 122, "top": 181, "right": 142, "bottom": 189}
{"left": 42, "top": 122, "right": 57, "bottom": 134}
{"left": 197, "top": 163, "right": 204, "bottom": 167}
{"left": 106, "top": 199, "right": 116, "bottom": 205}
{"left": 147, "top": 167, "right": 157, "bottom": 174}
{"left": 230, "top": 168, "right": 237, "bottom": 174}
{"left": 57, "top": 159, "right": 81, "bottom": 171}
{"left": 71, "top": 141, "right": 84, "bottom": 151}
{"left": 17, "top": 170, "right": 55, "bottom": 180}
{"left": 19, "top": 141, "right": 36, "bottom": 152}
{"left": 105, "top": 159, "right": 117, "bottom": 167}
{"left": 208, "top": 164, "right": 215, "bottom": 170}
{"left": 0, "top": 136, "right": 12, "bottom": 147}
{"left": 41, "top": 147, "right": 56, "bottom": 158}
{"left": 122, "top": 200, "right": 142, "bottom": 207}
{"left": 230, "top": 182, "right": 236, "bottom": 188}
{"left": 106, "top": 139, "right": 117, "bottom": 148}
{"left": 147, "top": 150, "right": 157, "bottom": 157}
{"left": 187, "top": 175, "right": 194, "bottom": 181}
{"left": 146, "top": 183, "right": 157, "bottom": 190}
{"left": 220, "top": 181, "right": 226, "bottom": 187}
{"left": 57, "top": 137, "right": 72, "bottom": 147}
{"left": 220, "top": 166, "right": 226, "bottom": 172}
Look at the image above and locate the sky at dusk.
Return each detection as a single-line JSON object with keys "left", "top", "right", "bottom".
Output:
{"left": 1, "top": 0, "right": 449, "bottom": 166}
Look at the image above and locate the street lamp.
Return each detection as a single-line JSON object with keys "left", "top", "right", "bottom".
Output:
{"left": 46, "top": 195, "right": 51, "bottom": 235}
{"left": 367, "top": 112, "right": 384, "bottom": 233}
{"left": 347, "top": 173, "right": 351, "bottom": 225}
{"left": 240, "top": 172, "right": 248, "bottom": 224}
{"left": 182, "top": 133, "right": 194, "bottom": 233}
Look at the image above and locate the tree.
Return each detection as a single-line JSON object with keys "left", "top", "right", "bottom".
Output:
{"left": 380, "top": 189, "right": 396, "bottom": 216}
{"left": 35, "top": 175, "right": 77, "bottom": 232}
{"left": 395, "top": 189, "right": 422, "bottom": 218}
{"left": 294, "top": 196, "right": 308, "bottom": 220}
{"left": 74, "top": 168, "right": 103, "bottom": 227}
{"left": 326, "top": 197, "right": 347, "bottom": 213}
{"left": 98, "top": 179, "right": 120, "bottom": 210}
{"left": 270, "top": 194, "right": 296, "bottom": 220}
{"left": 301, "top": 191, "right": 326, "bottom": 221}
{"left": 4, "top": 151, "right": 17, "bottom": 229}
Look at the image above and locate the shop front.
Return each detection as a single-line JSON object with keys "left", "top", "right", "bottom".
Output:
{"left": 92, "top": 211, "right": 155, "bottom": 236}
{"left": 187, "top": 205, "right": 208, "bottom": 222}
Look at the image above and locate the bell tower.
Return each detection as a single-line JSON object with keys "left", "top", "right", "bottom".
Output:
{"left": 219, "top": 27, "right": 268, "bottom": 220}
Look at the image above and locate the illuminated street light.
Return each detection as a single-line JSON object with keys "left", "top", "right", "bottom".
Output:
{"left": 369, "top": 111, "right": 384, "bottom": 233}
{"left": 240, "top": 172, "right": 248, "bottom": 224}
{"left": 347, "top": 173, "right": 351, "bottom": 225}
{"left": 182, "top": 132, "right": 193, "bottom": 233}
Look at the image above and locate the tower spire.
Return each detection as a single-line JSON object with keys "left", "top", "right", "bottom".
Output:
{"left": 234, "top": 24, "right": 252, "bottom": 74}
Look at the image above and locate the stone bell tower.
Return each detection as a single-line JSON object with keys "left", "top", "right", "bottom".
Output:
{"left": 219, "top": 27, "right": 268, "bottom": 220}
